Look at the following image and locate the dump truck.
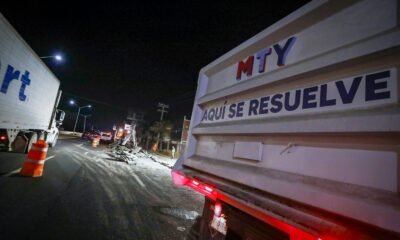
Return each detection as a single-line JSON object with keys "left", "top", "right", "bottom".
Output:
{"left": 172, "top": 1, "right": 400, "bottom": 239}
{"left": 0, "top": 13, "right": 64, "bottom": 152}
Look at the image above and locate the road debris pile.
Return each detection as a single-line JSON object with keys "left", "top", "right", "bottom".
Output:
{"left": 107, "top": 144, "right": 151, "bottom": 164}
{"left": 106, "top": 142, "right": 177, "bottom": 168}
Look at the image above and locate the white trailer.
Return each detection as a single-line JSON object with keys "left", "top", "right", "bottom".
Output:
{"left": 173, "top": 1, "right": 400, "bottom": 239}
{"left": 0, "top": 13, "right": 64, "bottom": 152}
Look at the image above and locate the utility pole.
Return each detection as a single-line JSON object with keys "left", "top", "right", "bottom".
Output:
{"left": 80, "top": 114, "right": 92, "bottom": 133}
{"left": 70, "top": 101, "right": 91, "bottom": 133}
{"left": 157, "top": 103, "right": 169, "bottom": 121}
{"left": 156, "top": 103, "right": 169, "bottom": 151}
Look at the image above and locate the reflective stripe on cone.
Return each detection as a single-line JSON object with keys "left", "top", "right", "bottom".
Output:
{"left": 25, "top": 159, "right": 46, "bottom": 164}
{"left": 30, "top": 146, "right": 48, "bottom": 152}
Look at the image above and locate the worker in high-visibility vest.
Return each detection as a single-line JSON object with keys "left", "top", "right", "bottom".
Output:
{"left": 171, "top": 146, "right": 176, "bottom": 159}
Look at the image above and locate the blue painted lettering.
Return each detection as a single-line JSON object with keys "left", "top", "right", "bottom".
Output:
{"left": 1, "top": 65, "right": 20, "bottom": 94}
{"left": 273, "top": 36, "right": 296, "bottom": 66}
{"left": 248, "top": 99, "right": 259, "bottom": 116}
{"left": 236, "top": 102, "right": 245, "bottom": 117}
{"left": 202, "top": 109, "right": 208, "bottom": 121}
{"left": 302, "top": 86, "right": 318, "bottom": 109}
{"left": 336, "top": 77, "right": 361, "bottom": 104}
{"left": 270, "top": 93, "right": 283, "bottom": 113}
{"left": 259, "top": 96, "right": 270, "bottom": 114}
{"left": 365, "top": 71, "right": 391, "bottom": 101}
{"left": 284, "top": 90, "right": 301, "bottom": 111}
{"left": 320, "top": 84, "right": 336, "bottom": 107}
{"left": 228, "top": 104, "right": 236, "bottom": 118}
{"left": 19, "top": 71, "right": 31, "bottom": 101}
{"left": 208, "top": 108, "right": 215, "bottom": 121}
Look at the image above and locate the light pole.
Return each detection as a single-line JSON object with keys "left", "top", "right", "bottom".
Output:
{"left": 80, "top": 114, "right": 92, "bottom": 133}
{"left": 70, "top": 100, "right": 91, "bottom": 133}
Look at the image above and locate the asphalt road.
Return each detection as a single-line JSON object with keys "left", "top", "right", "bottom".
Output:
{"left": 0, "top": 138, "right": 204, "bottom": 240}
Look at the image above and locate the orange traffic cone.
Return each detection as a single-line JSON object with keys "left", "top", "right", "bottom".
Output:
{"left": 92, "top": 137, "right": 100, "bottom": 147}
{"left": 152, "top": 143, "right": 158, "bottom": 152}
{"left": 19, "top": 140, "right": 48, "bottom": 177}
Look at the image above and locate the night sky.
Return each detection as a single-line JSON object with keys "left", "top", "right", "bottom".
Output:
{"left": 2, "top": 1, "right": 310, "bottom": 130}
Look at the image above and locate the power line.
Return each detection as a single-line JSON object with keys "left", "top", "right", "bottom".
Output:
{"left": 62, "top": 91, "right": 127, "bottom": 110}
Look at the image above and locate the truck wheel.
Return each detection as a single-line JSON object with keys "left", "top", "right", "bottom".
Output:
{"left": 25, "top": 132, "right": 38, "bottom": 153}
{"left": 49, "top": 133, "right": 58, "bottom": 148}
{"left": 197, "top": 198, "right": 215, "bottom": 240}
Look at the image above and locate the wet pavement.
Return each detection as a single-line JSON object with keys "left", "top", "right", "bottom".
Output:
{"left": 0, "top": 138, "right": 204, "bottom": 240}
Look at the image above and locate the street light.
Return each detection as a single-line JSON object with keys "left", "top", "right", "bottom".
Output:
{"left": 40, "top": 54, "right": 63, "bottom": 62}
{"left": 70, "top": 100, "right": 92, "bottom": 133}
{"left": 80, "top": 114, "right": 92, "bottom": 133}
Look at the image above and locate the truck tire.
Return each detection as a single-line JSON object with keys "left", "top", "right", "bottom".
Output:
{"left": 25, "top": 132, "right": 38, "bottom": 153}
{"left": 49, "top": 133, "right": 58, "bottom": 148}
{"left": 197, "top": 198, "right": 219, "bottom": 240}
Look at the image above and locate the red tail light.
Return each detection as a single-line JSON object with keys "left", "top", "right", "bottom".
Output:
{"left": 214, "top": 202, "right": 222, "bottom": 217}
{"left": 205, "top": 186, "right": 214, "bottom": 193}
{"left": 192, "top": 180, "right": 200, "bottom": 186}
{"left": 171, "top": 170, "right": 189, "bottom": 186}
{"left": 171, "top": 170, "right": 217, "bottom": 200}
{"left": 0, "top": 135, "right": 7, "bottom": 141}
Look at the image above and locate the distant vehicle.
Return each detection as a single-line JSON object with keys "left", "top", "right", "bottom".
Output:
{"left": 82, "top": 131, "right": 92, "bottom": 139}
{"left": 100, "top": 131, "right": 112, "bottom": 143}
{"left": 114, "top": 128, "right": 124, "bottom": 140}
{"left": 172, "top": 1, "right": 400, "bottom": 239}
{"left": 82, "top": 131, "right": 101, "bottom": 140}
{"left": 0, "top": 131, "right": 8, "bottom": 150}
{"left": 0, "top": 14, "right": 64, "bottom": 152}
{"left": 91, "top": 131, "right": 101, "bottom": 140}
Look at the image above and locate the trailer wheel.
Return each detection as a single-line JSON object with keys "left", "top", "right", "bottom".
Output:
{"left": 25, "top": 132, "right": 38, "bottom": 153}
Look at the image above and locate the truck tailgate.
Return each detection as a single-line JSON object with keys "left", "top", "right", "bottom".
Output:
{"left": 178, "top": 0, "right": 400, "bottom": 235}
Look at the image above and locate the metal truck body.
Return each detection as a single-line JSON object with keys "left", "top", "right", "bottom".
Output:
{"left": 173, "top": 1, "right": 400, "bottom": 239}
{"left": 0, "top": 13, "right": 63, "bottom": 151}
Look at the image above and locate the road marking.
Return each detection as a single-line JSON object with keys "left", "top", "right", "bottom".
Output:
{"left": 132, "top": 172, "right": 146, "bottom": 188}
{"left": 74, "top": 144, "right": 97, "bottom": 154}
{"left": 46, "top": 155, "right": 56, "bottom": 161}
{"left": 70, "top": 150, "right": 100, "bottom": 163}
{"left": 0, "top": 155, "right": 55, "bottom": 177}
{"left": 2, "top": 168, "right": 21, "bottom": 177}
